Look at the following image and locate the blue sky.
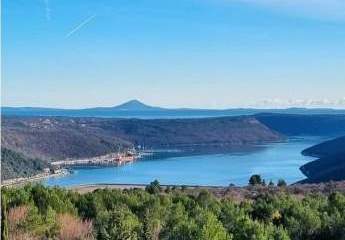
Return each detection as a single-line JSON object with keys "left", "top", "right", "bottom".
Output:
{"left": 2, "top": 0, "right": 345, "bottom": 108}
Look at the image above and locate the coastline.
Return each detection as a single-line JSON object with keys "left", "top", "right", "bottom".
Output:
{"left": 1, "top": 169, "right": 69, "bottom": 187}
{"left": 69, "top": 183, "right": 233, "bottom": 194}
{"left": 69, "top": 181, "right": 345, "bottom": 199}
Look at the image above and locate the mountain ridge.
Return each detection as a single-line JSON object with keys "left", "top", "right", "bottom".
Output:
{"left": 3, "top": 99, "right": 345, "bottom": 117}
{"left": 89, "top": 99, "right": 164, "bottom": 111}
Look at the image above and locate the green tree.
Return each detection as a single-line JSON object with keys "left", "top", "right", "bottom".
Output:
{"left": 96, "top": 206, "right": 141, "bottom": 240}
{"left": 44, "top": 207, "right": 59, "bottom": 238}
{"left": 269, "top": 180, "right": 275, "bottom": 187}
{"left": 249, "top": 175, "right": 262, "bottom": 186}
{"left": 197, "top": 210, "right": 232, "bottom": 240}
{"left": 196, "top": 190, "right": 221, "bottom": 214}
{"left": 277, "top": 179, "right": 287, "bottom": 187}
{"left": 146, "top": 180, "right": 162, "bottom": 194}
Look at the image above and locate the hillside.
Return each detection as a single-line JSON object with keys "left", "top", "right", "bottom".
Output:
{"left": 86, "top": 117, "right": 282, "bottom": 148}
{"left": 1, "top": 148, "right": 48, "bottom": 180}
{"left": 302, "top": 136, "right": 345, "bottom": 157}
{"left": 1, "top": 116, "right": 282, "bottom": 162}
{"left": 1, "top": 117, "right": 133, "bottom": 161}
{"left": 256, "top": 113, "right": 345, "bottom": 136}
{"left": 300, "top": 136, "right": 345, "bottom": 183}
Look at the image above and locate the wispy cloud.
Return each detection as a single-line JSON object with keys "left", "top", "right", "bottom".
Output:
{"left": 65, "top": 15, "right": 96, "bottom": 39}
{"left": 43, "top": 0, "right": 51, "bottom": 21}
{"left": 233, "top": 0, "right": 345, "bottom": 21}
{"left": 253, "top": 97, "right": 345, "bottom": 108}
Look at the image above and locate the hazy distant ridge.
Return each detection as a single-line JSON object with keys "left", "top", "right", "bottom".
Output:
{"left": 2, "top": 100, "right": 345, "bottom": 118}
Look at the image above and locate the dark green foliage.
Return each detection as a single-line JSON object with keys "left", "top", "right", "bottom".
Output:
{"left": 1, "top": 148, "right": 48, "bottom": 180}
{"left": 145, "top": 180, "right": 162, "bottom": 194}
{"left": 2, "top": 184, "right": 345, "bottom": 240}
{"left": 277, "top": 179, "right": 287, "bottom": 187}
{"left": 249, "top": 174, "right": 263, "bottom": 185}
{"left": 95, "top": 206, "right": 141, "bottom": 240}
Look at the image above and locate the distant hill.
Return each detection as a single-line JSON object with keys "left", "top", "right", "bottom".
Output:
{"left": 256, "top": 113, "right": 345, "bottom": 136}
{"left": 300, "top": 136, "right": 345, "bottom": 183}
{"left": 302, "top": 136, "right": 345, "bottom": 157}
{"left": 111, "top": 99, "right": 163, "bottom": 111}
{"left": 85, "top": 99, "right": 164, "bottom": 112}
{"left": 2, "top": 100, "right": 345, "bottom": 118}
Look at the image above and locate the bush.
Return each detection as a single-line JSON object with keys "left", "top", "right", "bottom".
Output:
{"left": 57, "top": 213, "right": 93, "bottom": 240}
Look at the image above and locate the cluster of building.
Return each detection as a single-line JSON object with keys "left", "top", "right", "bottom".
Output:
{"left": 51, "top": 150, "right": 138, "bottom": 168}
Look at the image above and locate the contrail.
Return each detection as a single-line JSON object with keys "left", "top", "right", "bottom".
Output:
{"left": 65, "top": 15, "right": 96, "bottom": 39}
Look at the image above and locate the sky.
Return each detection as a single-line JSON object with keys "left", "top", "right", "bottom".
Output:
{"left": 2, "top": 0, "right": 345, "bottom": 109}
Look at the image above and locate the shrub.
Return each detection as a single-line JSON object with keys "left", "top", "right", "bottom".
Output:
{"left": 57, "top": 213, "right": 93, "bottom": 240}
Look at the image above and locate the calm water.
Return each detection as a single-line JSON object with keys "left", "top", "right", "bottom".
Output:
{"left": 45, "top": 137, "right": 324, "bottom": 187}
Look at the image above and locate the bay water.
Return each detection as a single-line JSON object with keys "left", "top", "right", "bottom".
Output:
{"left": 45, "top": 137, "right": 323, "bottom": 187}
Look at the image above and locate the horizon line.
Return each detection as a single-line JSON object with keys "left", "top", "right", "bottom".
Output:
{"left": 2, "top": 102, "right": 345, "bottom": 111}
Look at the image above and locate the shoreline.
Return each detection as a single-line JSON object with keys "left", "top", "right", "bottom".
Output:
{"left": 69, "top": 181, "right": 345, "bottom": 197}
{"left": 69, "top": 183, "right": 228, "bottom": 189}
{"left": 1, "top": 169, "right": 69, "bottom": 187}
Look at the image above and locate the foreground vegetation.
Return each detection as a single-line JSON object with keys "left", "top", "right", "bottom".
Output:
{"left": 2, "top": 180, "right": 345, "bottom": 240}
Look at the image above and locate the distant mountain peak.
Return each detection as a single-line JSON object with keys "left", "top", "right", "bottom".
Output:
{"left": 127, "top": 99, "right": 143, "bottom": 104}
{"left": 113, "top": 99, "right": 161, "bottom": 111}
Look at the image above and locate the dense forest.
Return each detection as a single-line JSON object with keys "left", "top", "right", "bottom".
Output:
{"left": 2, "top": 180, "right": 345, "bottom": 240}
{"left": 1, "top": 148, "right": 48, "bottom": 180}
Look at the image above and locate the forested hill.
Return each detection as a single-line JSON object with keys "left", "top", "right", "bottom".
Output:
{"left": 1, "top": 148, "right": 48, "bottom": 180}
{"left": 1, "top": 116, "right": 281, "bottom": 161}
{"left": 256, "top": 113, "right": 345, "bottom": 136}
{"left": 300, "top": 136, "right": 345, "bottom": 183}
